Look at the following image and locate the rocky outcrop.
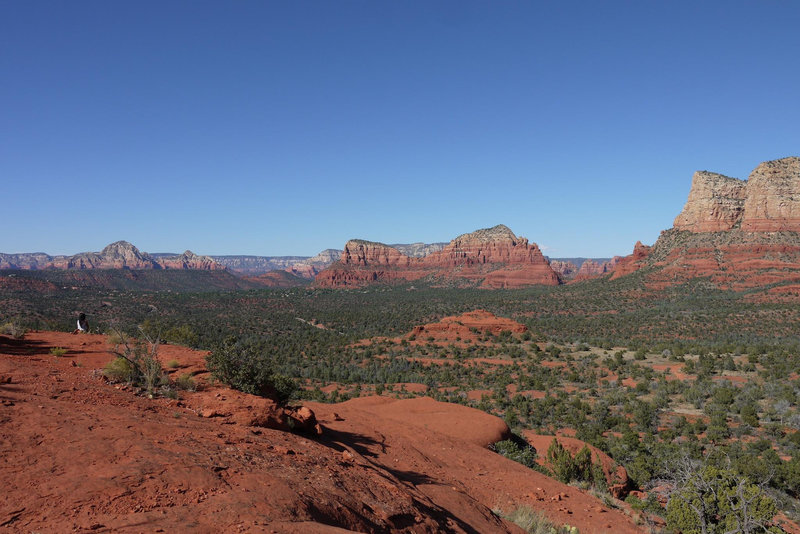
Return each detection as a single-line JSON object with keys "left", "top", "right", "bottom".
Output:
{"left": 575, "top": 257, "right": 621, "bottom": 278}
{"left": 610, "top": 241, "right": 651, "bottom": 280}
{"left": 315, "top": 225, "right": 561, "bottom": 289}
{"left": 405, "top": 310, "right": 527, "bottom": 345}
{"left": 1, "top": 241, "right": 223, "bottom": 271}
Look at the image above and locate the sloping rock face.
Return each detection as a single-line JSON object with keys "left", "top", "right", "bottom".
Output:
{"left": 1, "top": 242, "right": 223, "bottom": 271}
{"left": 612, "top": 157, "right": 800, "bottom": 290}
{"left": 314, "top": 225, "right": 561, "bottom": 289}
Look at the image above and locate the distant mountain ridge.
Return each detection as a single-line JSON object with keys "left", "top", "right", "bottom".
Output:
{"left": 0, "top": 241, "right": 221, "bottom": 271}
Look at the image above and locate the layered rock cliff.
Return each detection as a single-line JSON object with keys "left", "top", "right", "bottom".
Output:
{"left": 314, "top": 225, "right": 561, "bottom": 289}
{"left": 673, "top": 157, "right": 800, "bottom": 233}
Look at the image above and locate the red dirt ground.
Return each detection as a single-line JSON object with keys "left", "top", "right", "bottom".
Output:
{"left": 0, "top": 331, "right": 646, "bottom": 533}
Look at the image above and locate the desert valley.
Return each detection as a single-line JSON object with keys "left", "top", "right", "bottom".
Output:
{"left": 2, "top": 157, "right": 800, "bottom": 532}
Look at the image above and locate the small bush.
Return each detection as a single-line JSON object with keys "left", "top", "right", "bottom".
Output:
{"left": 495, "top": 505, "right": 579, "bottom": 534}
{"left": 493, "top": 438, "right": 538, "bottom": 469}
{"left": 205, "top": 336, "right": 298, "bottom": 405}
{"left": 104, "top": 356, "right": 134, "bottom": 383}
{"left": 166, "top": 359, "right": 180, "bottom": 369}
{"left": 108, "top": 328, "right": 168, "bottom": 396}
{"left": 1, "top": 319, "right": 27, "bottom": 340}
{"left": 49, "top": 347, "right": 67, "bottom": 357}
{"left": 164, "top": 324, "right": 199, "bottom": 348}
{"left": 175, "top": 373, "right": 197, "bottom": 391}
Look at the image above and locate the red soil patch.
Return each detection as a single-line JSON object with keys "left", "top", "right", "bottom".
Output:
{"left": 1, "top": 332, "right": 645, "bottom": 533}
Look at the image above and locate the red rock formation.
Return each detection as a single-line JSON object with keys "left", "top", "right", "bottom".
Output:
{"left": 549, "top": 260, "right": 578, "bottom": 278}
{"left": 609, "top": 242, "right": 651, "bottom": 280}
{"left": 315, "top": 225, "right": 561, "bottom": 289}
{"left": 673, "top": 171, "right": 747, "bottom": 232}
{"left": 611, "top": 157, "right": 800, "bottom": 291}
{"left": 672, "top": 157, "right": 800, "bottom": 233}
{"left": 405, "top": 310, "right": 527, "bottom": 345}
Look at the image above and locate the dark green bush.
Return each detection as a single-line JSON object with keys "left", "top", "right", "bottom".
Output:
{"left": 205, "top": 336, "right": 297, "bottom": 405}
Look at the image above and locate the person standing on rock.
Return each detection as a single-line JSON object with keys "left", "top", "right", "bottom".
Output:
{"left": 72, "top": 313, "right": 89, "bottom": 334}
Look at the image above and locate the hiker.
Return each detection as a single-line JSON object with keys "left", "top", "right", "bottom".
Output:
{"left": 72, "top": 313, "right": 89, "bottom": 334}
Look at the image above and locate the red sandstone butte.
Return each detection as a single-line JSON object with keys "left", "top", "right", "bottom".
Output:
{"left": 314, "top": 224, "right": 561, "bottom": 289}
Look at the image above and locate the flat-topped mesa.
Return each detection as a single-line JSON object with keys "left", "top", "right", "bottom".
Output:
{"left": 741, "top": 157, "right": 800, "bottom": 232}
{"left": 673, "top": 157, "right": 800, "bottom": 233}
{"left": 341, "top": 240, "right": 413, "bottom": 267}
{"left": 673, "top": 171, "right": 747, "bottom": 232}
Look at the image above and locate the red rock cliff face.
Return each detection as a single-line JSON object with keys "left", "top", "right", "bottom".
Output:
{"left": 741, "top": 157, "right": 800, "bottom": 232}
{"left": 673, "top": 157, "right": 800, "bottom": 233}
{"left": 673, "top": 171, "right": 747, "bottom": 232}
{"left": 314, "top": 225, "right": 561, "bottom": 289}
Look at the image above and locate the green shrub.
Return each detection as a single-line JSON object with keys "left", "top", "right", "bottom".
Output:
{"left": 49, "top": 347, "right": 67, "bottom": 357}
{"left": 546, "top": 439, "right": 603, "bottom": 488}
{"left": 164, "top": 324, "right": 199, "bottom": 348}
{"left": 495, "top": 505, "right": 579, "bottom": 534}
{"left": 493, "top": 439, "right": 538, "bottom": 469}
{"left": 1, "top": 319, "right": 27, "bottom": 340}
{"left": 166, "top": 359, "right": 180, "bottom": 369}
{"left": 108, "top": 328, "right": 168, "bottom": 396}
{"left": 104, "top": 356, "right": 134, "bottom": 382}
{"left": 175, "top": 373, "right": 197, "bottom": 391}
{"left": 666, "top": 464, "right": 780, "bottom": 533}
{"left": 205, "top": 336, "right": 297, "bottom": 405}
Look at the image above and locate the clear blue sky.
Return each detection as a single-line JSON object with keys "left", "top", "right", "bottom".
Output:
{"left": 2, "top": 1, "right": 798, "bottom": 257}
